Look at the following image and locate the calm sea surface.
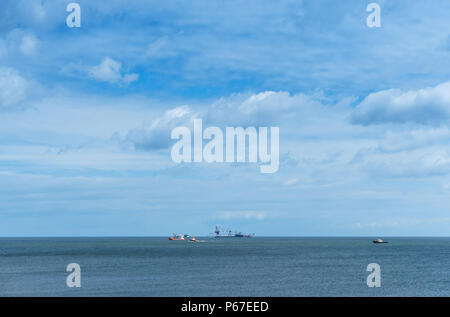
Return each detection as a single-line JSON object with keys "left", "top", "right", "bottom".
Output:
{"left": 0, "top": 237, "right": 449, "bottom": 296}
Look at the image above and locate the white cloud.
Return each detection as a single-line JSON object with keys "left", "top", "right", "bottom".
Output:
{"left": 356, "top": 217, "right": 450, "bottom": 229}
{"left": 146, "top": 36, "right": 171, "bottom": 58}
{"left": 351, "top": 81, "right": 450, "bottom": 125}
{"left": 283, "top": 178, "right": 299, "bottom": 186}
{"left": 217, "top": 210, "right": 269, "bottom": 221}
{"left": 121, "top": 90, "right": 336, "bottom": 152}
{"left": 87, "top": 57, "right": 139, "bottom": 85}
{"left": 0, "top": 29, "right": 40, "bottom": 56}
{"left": 19, "top": 33, "right": 39, "bottom": 55}
{"left": 123, "top": 73, "right": 139, "bottom": 84}
{"left": 204, "top": 90, "right": 328, "bottom": 126}
{"left": 124, "top": 106, "right": 195, "bottom": 150}
{"left": 353, "top": 145, "right": 450, "bottom": 178}
{"left": 0, "top": 67, "right": 29, "bottom": 109}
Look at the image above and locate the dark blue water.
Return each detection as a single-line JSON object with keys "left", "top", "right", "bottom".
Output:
{"left": 0, "top": 237, "right": 449, "bottom": 296}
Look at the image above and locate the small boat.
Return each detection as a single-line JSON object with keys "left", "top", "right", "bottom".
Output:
{"left": 169, "top": 234, "right": 185, "bottom": 241}
{"left": 189, "top": 237, "right": 198, "bottom": 242}
{"left": 373, "top": 238, "right": 388, "bottom": 244}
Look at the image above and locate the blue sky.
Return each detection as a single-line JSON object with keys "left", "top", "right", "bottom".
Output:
{"left": 1, "top": 0, "right": 450, "bottom": 236}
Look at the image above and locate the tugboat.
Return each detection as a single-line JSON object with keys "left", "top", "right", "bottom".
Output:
{"left": 373, "top": 238, "right": 388, "bottom": 244}
{"left": 169, "top": 234, "right": 185, "bottom": 241}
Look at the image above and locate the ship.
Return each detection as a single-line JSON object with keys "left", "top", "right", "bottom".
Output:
{"left": 373, "top": 238, "right": 388, "bottom": 244}
{"left": 169, "top": 233, "right": 185, "bottom": 241}
{"left": 214, "top": 226, "right": 254, "bottom": 238}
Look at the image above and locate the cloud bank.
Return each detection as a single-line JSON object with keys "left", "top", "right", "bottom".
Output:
{"left": 351, "top": 81, "right": 450, "bottom": 125}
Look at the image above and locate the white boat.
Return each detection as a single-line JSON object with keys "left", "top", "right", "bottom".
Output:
{"left": 169, "top": 234, "right": 185, "bottom": 241}
{"left": 373, "top": 238, "right": 388, "bottom": 244}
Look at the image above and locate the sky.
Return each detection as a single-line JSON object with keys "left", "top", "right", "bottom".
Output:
{"left": 1, "top": 0, "right": 450, "bottom": 236}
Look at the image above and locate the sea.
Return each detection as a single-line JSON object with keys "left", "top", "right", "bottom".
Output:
{"left": 0, "top": 237, "right": 449, "bottom": 296}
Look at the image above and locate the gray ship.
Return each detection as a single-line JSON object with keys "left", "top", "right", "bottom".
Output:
{"left": 214, "top": 226, "right": 254, "bottom": 238}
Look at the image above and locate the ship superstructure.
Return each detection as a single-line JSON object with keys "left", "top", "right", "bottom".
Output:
{"left": 214, "top": 226, "right": 254, "bottom": 238}
{"left": 169, "top": 234, "right": 185, "bottom": 241}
